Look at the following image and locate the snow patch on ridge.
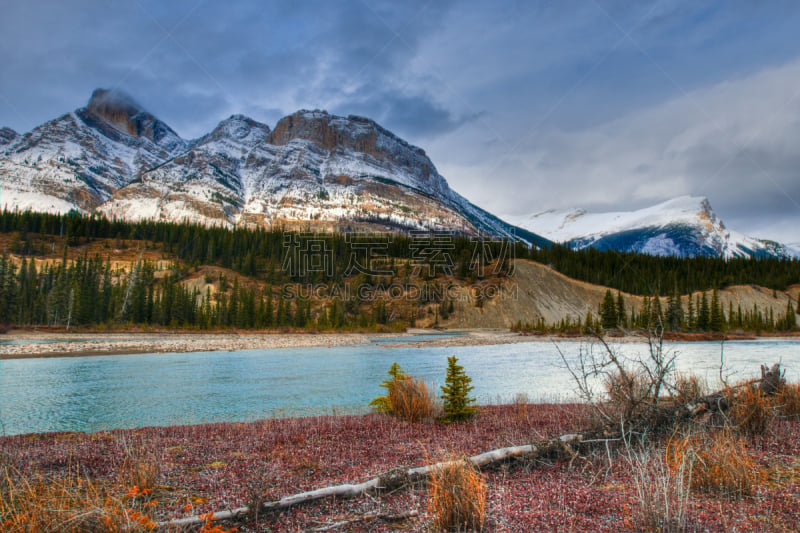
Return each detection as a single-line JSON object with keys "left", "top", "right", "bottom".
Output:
{"left": 505, "top": 196, "right": 792, "bottom": 258}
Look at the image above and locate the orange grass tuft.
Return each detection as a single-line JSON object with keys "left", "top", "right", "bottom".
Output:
{"left": 727, "top": 385, "right": 773, "bottom": 435}
{"left": 774, "top": 382, "right": 800, "bottom": 418}
{"left": 389, "top": 375, "right": 435, "bottom": 423}
{"left": 428, "top": 455, "right": 486, "bottom": 532}
{"left": 0, "top": 465, "right": 158, "bottom": 532}
{"left": 667, "top": 430, "right": 762, "bottom": 497}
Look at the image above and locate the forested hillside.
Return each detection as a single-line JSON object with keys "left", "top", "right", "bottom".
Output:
{"left": 0, "top": 209, "right": 798, "bottom": 332}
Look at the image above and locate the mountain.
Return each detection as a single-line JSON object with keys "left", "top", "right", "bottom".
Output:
{"left": 505, "top": 196, "right": 794, "bottom": 258}
{"left": 0, "top": 89, "right": 547, "bottom": 246}
{"left": 0, "top": 89, "right": 189, "bottom": 214}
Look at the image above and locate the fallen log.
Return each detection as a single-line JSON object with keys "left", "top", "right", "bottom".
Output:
{"left": 157, "top": 434, "right": 584, "bottom": 530}
{"left": 157, "top": 365, "right": 783, "bottom": 531}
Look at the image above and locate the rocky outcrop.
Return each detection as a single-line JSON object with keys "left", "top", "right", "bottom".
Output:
{"left": 85, "top": 89, "right": 181, "bottom": 147}
{"left": 0, "top": 127, "right": 18, "bottom": 145}
{"left": 267, "top": 110, "right": 438, "bottom": 190}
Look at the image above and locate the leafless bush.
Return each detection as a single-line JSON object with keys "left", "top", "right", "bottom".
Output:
{"left": 391, "top": 376, "right": 435, "bottom": 423}
{"left": 557, "top": 322, "right": 678, "bottom": 434}
{"left": 626, "top": 434, "right": 692, "bottom": 533}
{"left": 118, "top": 439, "right": 160, "bottom": 491}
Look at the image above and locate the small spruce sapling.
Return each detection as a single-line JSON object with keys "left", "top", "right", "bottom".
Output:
{"left": 440, "top": 356, "right": 477, "bottom": 422}
{"left": 369, "top": 362, "right": 406, "bottom": 413}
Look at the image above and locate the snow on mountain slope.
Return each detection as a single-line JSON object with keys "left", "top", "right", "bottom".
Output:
{"left": 0, "top": 89, "right": 189, "bottom": 213}
{"left": 505, "top": 196, "right": 792, "bottom": 258}
{"left": 98, "top": 114, "right": 271, "bottom": 227}
{"left": 2, "top": 91, "right": 546, "bottom": 244}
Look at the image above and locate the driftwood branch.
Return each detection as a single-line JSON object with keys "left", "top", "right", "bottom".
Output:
{"left": 157, "top": 364, "right": 784, "bottom": 531}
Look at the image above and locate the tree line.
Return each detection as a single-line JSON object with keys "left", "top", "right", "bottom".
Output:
{"left": 596, "top": 288, "right": 797, "bottom": 334}
{"left": 1, "top": 209, "right": 798, "bottom": 332}
{"left": 0, "top": 250, "right": 416, "bottom": 330}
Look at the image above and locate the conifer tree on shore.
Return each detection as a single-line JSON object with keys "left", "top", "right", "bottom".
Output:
{"left": 441, "top": 356, "right": 477, "bottom": 422}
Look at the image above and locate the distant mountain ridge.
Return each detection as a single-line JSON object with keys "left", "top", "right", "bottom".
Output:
{"left": 506, "top": 196, "right": 796, "bottom": 259}
{"left": 1, "top": 90, "right": 794, "bottom": 258}
{"left": 0, "top": 89, "right": 548, "bottom": 246}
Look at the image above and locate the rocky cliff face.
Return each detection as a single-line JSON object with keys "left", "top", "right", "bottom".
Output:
{"left": 1, "top": 90, "right": 541, "bottom": 244}
{"left": 0, "top": 127, "right": 18, "bottom": 145}
{"left": 266, "top": 110, "right": 445, "bottom": 196}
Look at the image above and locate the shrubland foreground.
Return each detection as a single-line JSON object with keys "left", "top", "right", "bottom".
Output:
{"left": 1, "top": 380, "right": 800, "bottom": 532}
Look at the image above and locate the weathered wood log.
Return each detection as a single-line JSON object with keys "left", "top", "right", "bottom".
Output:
{"left": 156, "top": 365, "right": 783, "bottom": 530}
{"left": 157, "top": 435, "right": 584, "bottom": 530}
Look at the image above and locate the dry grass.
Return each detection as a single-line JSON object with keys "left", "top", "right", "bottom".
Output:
{"left": 389, "top": 376, "right": 435, "bottom": 423}
{"left": 672, "top": 373, "right": 707, "bottom": 404}
{"left": 0, "top": 462, "right": 158, "bottom": 532}
{"left": 512, "top": 392, "right": 529, "bottom": 421}
{"left": 118, "top": 444, "right": 160, "bottom": 493}
{"left": 727, "top": 385, "right": 773, "bottom": 435}
{"left": 428, "top": 455, "right": 486, "bottom": 532}
{"left": 774, "top": 382, "right": 800, "bottom": 418}
{"left": 668, "top": 430, "right": 762, "bottom": 497}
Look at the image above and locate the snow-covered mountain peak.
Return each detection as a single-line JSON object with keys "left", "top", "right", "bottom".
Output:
{"left": 505, "top": 195, "right": 791, "bottom": 258}
{"left": 199, "top": 114, "right": 271, "bottom": 147}
{"left": 0, "top": 91, "right": 541, "bottom": 244}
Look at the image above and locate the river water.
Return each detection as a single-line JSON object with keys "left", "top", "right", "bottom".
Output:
{"left": 1, "top": 336, "right": 798, "bottom": 436}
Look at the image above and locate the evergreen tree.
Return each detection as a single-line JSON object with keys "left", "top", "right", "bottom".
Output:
{"left": 616, "top": 292, "right": 627, "bottom": 328}
{"left": 666, "top": 291, "right": 682, "bottom": 332}
{"left": 369, "top": 362, "right": 406, "bottom": 414}
{"left": 584, "top": 310, "right": 595, "bottom": 333}
{"left": 600, "top": 289, "right": 618, "bottom": 330}
{"left": 264, "top": 291, "right": 274, "bottom": 328}
{"left": 782, "top": 299, "right": 796, "bottom": 330}
{"left": 652, "top": 295, "right": 664, "bottom": 329}
{"left": 698, "top": 292, "right": 710, "bottom": 331}
{"left": 710, "top": 288, "right": 724, "bottom": 332}
{"left": 440, "top": 356, "right": 477, "bottom": 422}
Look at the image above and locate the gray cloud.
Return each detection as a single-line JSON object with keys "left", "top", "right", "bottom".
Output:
{"left": 462, "top": 58, "right": 800, "bottom": 242}
{"left": 2, "top": 0, "right": 800, "bottom": 242}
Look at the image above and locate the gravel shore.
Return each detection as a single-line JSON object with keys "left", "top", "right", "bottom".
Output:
{"left": 0, "top": 329, "right": 792, "bottom": 359}
{"left": 0, "top": 332, "right": 376, "bottom": 359}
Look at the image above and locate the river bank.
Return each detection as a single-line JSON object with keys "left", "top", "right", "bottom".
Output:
{"left": 0, "top": 331, "right": 377, "bottom": 359}
{"left": 1, "top": 328, "right": 799, "bottom": 359}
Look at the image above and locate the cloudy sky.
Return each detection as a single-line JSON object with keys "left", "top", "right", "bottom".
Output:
{"left": 2, "top": 0, "right": 800, "bottom": 243}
